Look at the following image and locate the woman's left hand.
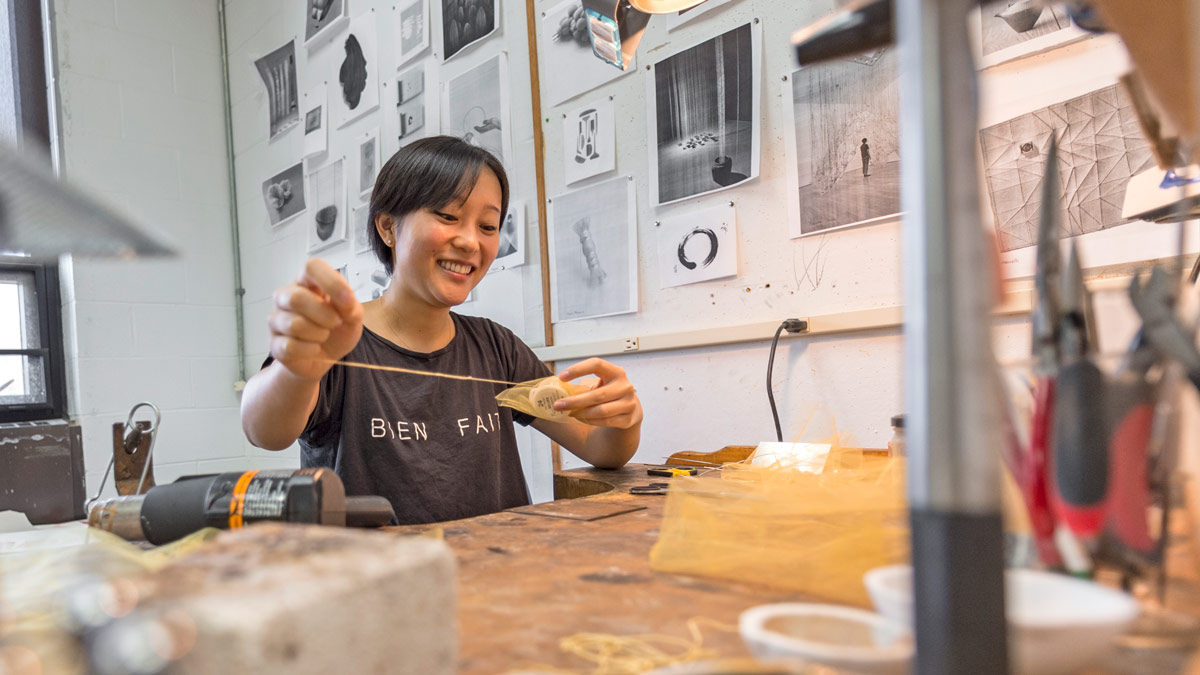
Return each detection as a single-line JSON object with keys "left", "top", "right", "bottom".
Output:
{"left": 554, "top": 358, "right": 643, "bottom": 430}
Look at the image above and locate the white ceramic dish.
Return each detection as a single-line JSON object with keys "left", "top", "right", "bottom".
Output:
{"left": 739, "top": 602, "right": 913, "bottom": 675}
{"left": 863, "top": 565, "right": 1141, "bottom": 675}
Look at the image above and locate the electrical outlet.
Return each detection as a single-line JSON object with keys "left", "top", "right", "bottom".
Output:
{"left": 623, "top": 337, "right": 639, "bottom": 352}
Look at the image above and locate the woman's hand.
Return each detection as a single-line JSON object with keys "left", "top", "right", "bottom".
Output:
{"left": 268, "top": 259, "right": 363, "bottom": 381}
{"left": 554, "top": 358, "right": 643, "bottom": 430}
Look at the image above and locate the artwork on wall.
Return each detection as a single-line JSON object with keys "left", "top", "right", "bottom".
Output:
{"left": 303, "top": 87, "right": 328, "bottom": 158}
{"left": 352, "top": 201, "right": 372, "bottom": 253}
{"left": 357, "top": 128, "right": 379, "bottom": 197}
{"left": 254, "top": 41, "right": 299, "bottom": 141}
{"left": 541, "top": 0, "right": 634, "bottom": 107}
{"left": 352, "top": 262, "right": 390, "bottom": 302}
{"left": 334, "top": 12, "right": 381, "bottom": 129}
{"left": 396, "top": 0, "right": 430, "bottom": 66}
{"left": 655, "top": 202, "right": 737, "bottom": 289}
{"left": 441, "top": 0, "right": 498, "bottom": 61}
{"left": 647, "top": 22, "right": 761, "bottom": 206}
{"left": 305, "top": 0, "right": 348, "bottom": 47}
{"left": 262, "top": 162, "right": 307, "bottom": 228}
{"left": 979, "top": 83, "right": 1154, "bottom": 253}
{"left": 548, "top": 176, "right": 638, "bottom": 322}
{"left": 783, "top": 48, "right": 901, "bottom": 239}
{"left": 562, "top": 97, "right": 616, "bottom": 186}
{"left": 974, "top": 1, "right": 1088, "bottom": 68}
{"left": 443, "top": 53, "right": 511, "bottom": 165}
{"left": 491, "top": 200, "right": 525, "bottom": 272}
{"left": 663, "top": 0, "right": 736, "bottom": 31}
{"left": 396, "top": 61, "right": 432, "bottom": 145}
{"left": 306, "top": 158, "right": 347, "bottom": 254}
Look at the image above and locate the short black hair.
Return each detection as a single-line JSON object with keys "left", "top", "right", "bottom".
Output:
{"left": 368, "top": 135, "right": 510, "bottom": 275}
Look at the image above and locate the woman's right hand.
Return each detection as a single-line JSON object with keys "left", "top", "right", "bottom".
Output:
{"left": 268, "top": 259, "right": 364, "bottom": 382}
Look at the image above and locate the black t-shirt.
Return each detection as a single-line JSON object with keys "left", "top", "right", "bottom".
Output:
{"left": 294, "top": 313, "right": 551, "bottom": 525}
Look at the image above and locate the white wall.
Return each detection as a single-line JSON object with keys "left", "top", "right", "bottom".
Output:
{"left": 50, "top": 0, "right": 254, "bottom": 498}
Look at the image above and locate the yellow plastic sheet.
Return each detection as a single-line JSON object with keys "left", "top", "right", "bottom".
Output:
{"left": 648, "top": 451, "right": 909, "bottom": 607}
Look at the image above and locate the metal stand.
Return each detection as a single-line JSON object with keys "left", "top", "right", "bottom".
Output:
{"left": 897, "top": 0, "right": 1009, "bottom": 672}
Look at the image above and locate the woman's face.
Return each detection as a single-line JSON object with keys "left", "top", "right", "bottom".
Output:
{"left": 382, "top": 168, "right": 503, "bottom": 308}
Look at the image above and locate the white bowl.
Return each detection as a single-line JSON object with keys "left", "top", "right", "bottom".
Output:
{"left": 863, "top": 565, "right": 1141, "bottom": 675}
{"left": 739, "top": 602, "right": 913, "bottom": 675}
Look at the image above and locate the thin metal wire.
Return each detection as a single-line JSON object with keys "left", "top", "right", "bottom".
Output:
{"left": 323, "top": 358, "right": 522, "bottom": 386}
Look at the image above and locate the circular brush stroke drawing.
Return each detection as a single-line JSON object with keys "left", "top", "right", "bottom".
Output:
{"left": 340, "top": 34, "right": 368, "bottom": 109}
{"left": 677, "top": 227, "right": 718, "bottom": 270}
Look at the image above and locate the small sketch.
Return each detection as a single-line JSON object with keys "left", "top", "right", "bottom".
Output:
{"left": 796, "top": 236, "right": 830, "bottom": 291}
{"left": 443, "top": 53, "right": 510, "bottom": 165}
{"left": 649, "top": 22, "right": 761, "bottom": 206}
{"left": 548, "top": 176, "right": 637, "bottom": 322}
{"left": 441, "top": 0, "right": 498, "bottom": 61}
{"left": 540, "top": 0, "right": 635, "bottom": 107}
{"left": 335, "top": 13, "right": 381, "bottom": 128}
{"left": 979, "top": 83, "right": 1154, "bottom": 252}
{"left": 352, "top": 264, "right": 391, "bottom": 302}
{"left": 563, "top": 97, "right": 616, "bottom": 185}
{"left": 306, "top": 158, "right": 347, "bottom": 254}
{"left": 397, "top": 63, "right": 427, "bottom": 143}
{"left": 262, "top": 162, "right": 307, "bottom": 227}
{"left": 656, "top": 203, "right": 737, "bottom": 289}
{"left": 785, "top": 49, "right": 901, "bottom": 237}
{"left": 491, "top": 200, "right": 526, "bottom": 271}
{"left": 254, "top": 41, "right": 299, "bottom": 141}
{"left": 352, "top": 201, "right": 372, "bottom": 253}
{"left": 303, "top": 88, "right": 327, "bottom": 158}
{"left": 397, "top": 0, "right": 430, "bottom": 66}
{"left": 358, "top": 129, "right": 379, "bottom": 197}
{"left": 305, "top": 0, "right": 347, "bottom": 46}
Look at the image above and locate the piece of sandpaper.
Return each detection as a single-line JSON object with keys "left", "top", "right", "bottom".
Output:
{"left": 509, "top": 500, "right": 646, "bottom": 521}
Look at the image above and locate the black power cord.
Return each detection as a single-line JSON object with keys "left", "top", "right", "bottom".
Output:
{"left": 767, "top": 318, "right": 809, "bottom": 442}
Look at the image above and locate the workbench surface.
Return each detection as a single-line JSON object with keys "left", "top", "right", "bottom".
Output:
{"left": 387, "top": 464, "right": 1199, "bottom": 674}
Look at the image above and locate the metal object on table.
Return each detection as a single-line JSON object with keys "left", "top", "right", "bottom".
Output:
{"left": 86, "top": 402, "right": 162, "bottom": 514}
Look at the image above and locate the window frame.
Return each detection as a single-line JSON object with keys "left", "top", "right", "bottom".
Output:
{"left": 0, "top": 258, "right": 67, "bottom": 422}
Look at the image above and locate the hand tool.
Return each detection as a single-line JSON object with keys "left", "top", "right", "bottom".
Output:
{"left": 630, "top": 483, "right": 671, "bottom": 495}
{"left": 87, "top": 468, "right": 395, "bottom": 545}
{"left": 647, "top": 467, "right": 698, "bottom": 477}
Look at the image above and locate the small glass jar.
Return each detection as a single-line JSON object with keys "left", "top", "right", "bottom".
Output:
{"left": 887, "top": 414, "right": 905, "bottom": 457}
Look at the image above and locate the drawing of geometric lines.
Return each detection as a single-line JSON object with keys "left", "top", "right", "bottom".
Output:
{"left": 979, "top": 84, "right": 1154, "bottom": 252}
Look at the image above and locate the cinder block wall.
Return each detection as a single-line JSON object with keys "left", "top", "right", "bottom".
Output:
{"left": 51, "top": 0, "right": 292, "bottom": 499}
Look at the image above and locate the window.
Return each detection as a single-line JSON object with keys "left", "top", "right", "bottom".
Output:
{"left": 0, "top": 258, "right": 66, "bottom": 422}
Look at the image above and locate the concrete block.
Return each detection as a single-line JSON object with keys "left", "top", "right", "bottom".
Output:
{"left": 55, "top": 0, "right": 116, "bottom": 27}
{"left": 69, "top": 258, "right": 189, "bottom": 304}
{"left": 75, "top": 356, "right": 192, "bottom": 417}
{"left": 71, "top": 302, "right": 135, "bottom": 359}
{"left": 142, "top": 524, "right": 457, "bottom": 675}
{"left": 188, "top": 357, "right": 240, "bottom": 409}
{"left": 172, "top": 45, "right": 226, "bottom": 105}
{"left": 149, "top": 406, "right": 245, "bottom": 464}
{"left": 132, "top": 304, "right": 237, "bottom": 358}
{"left": 113, "top": 0, "right": 218, "bottom": 54}
{"left": 57, "top": 72, "right": 123, "bottom": 140}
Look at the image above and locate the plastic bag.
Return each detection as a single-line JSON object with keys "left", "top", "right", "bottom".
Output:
{"left": 648, "top": 450, "right": 909, "bottom": 607}
{"left": 495, "top": 376, "right": 591, "bottom": 422}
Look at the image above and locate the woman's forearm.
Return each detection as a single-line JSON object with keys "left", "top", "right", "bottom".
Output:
{"left": 240, "top": 362, "right": 321, "bottom": 450}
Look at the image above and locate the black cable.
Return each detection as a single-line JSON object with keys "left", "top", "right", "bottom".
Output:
{"left": 767, "top": 318, "right": 808, "bottom": 443}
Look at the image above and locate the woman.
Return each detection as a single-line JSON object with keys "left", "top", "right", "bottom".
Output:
{"left": 241, "top": 136, "right": 642, "bottom": 524}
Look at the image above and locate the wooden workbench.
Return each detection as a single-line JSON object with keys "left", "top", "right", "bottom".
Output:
{"left": 387, "top": 464, "right": 1200, "bottom": 674}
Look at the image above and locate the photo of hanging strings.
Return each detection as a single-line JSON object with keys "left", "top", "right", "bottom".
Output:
{"left": 647, "top": 22, "right": 762, "bottom": 206}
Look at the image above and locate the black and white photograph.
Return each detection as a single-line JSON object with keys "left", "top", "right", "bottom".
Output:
{"left": 548, "top": 176, "right": 638, "bottom": 322}
{"left": 334, "top": 12, "right": 381, "bottom": 129}
{"left": 563, "top": 97, "right": 615, "bottom": 186}
{"left": 306, "top": 159, "right": 347, "bottom": 254}
{"left": 352, "top": 263, "right": 391, "bottom": 302}
{"left": 647, "top": 22, "right": 761, "bottom": 206}
{"left": 540, "top": 0, "right": 636, "bottom": 107}
{"left": 396, "top": 62, "right": 430, "bottom": 144}
{"left": 305, "top": 0, "right": 348, "bottom": 47}
{"left": 664, "top": 0, "right": 735, "bottom": 31}
{"left": 979, "top": 83, "right": 1154, "bottom": 252}
{"left": 262, "top": 162, "right": 307, "bottom": 227}
{"left": 490, "top": 200, "right": 525, "bottom": 271}
{"left": 784, "top": 48, "right": 901, "bottom": 238}
{"left": 655, "top": 203, "right": 738, "bottom": 289}
{"left": 974, "top": 1, "right": 1086, "bottom": 68}
{"left": 443, "top": 53, "right": 510, "bottom": 165}
{"left": 396, "top": 0, "right": 430, "bottom": 66}
{"left": 440, "top": 0, "right": 498, "bottom": 61}
{"left": 254, "top": 41, "right": 299, "bottom": 141}
{"left": 358, "top": 128, "right": 379, "bottom": 197}
{"left": 352, "top": 201, "right": 372, "bottom": 253}
{"left": 303, "top": 87, "right": 328, "bottom": 158}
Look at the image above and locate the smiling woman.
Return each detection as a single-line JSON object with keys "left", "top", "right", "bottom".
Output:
{"left": 240, "top": 136, "right": 644, "bottom": 526}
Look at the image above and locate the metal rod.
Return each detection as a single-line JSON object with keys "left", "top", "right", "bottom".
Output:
{"left": 217, "top": 0, "right": 247, "bottom": 384}
{"left": 897, "top": 0, "right": 1008, "bottom": 671}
